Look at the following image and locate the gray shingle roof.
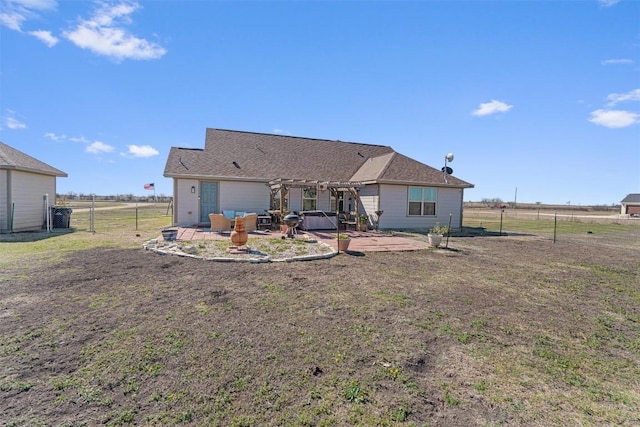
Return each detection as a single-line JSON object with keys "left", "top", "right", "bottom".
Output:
{"left": 0, "top": 142, "right": 67, "bottom": 177}
{"left": 621, "top": 194, "right": 640, "bottom": 203}
{"left": 164, "top": 129, "right": 473, "bottom": 188}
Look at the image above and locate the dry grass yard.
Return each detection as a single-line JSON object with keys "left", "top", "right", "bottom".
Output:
{"left": 1, "top": 204, "right": 638, "bottom": 426}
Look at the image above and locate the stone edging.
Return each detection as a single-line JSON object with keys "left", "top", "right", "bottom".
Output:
{"left": 143, "top": 239, "right": 337, "bottom": 263}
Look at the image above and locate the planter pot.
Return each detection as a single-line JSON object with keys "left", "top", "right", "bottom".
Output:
{"left": 337, "top": 238, "right": 351, "bottom": 252}
{"left": 162, "top": 228, "right": 178, "bottom": 241}
{"left": 427, "top": 233, "right": 442, "bottom": 248}
{"left": 358, "top": 223, "right": 367, "bottom": 232}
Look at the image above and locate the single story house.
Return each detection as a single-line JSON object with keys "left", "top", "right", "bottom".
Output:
{"left": 0, "top": 142, "right": 68, "bottom": 233}
{"left": 620, "top": 194, "right": 640, "bottom": 216}
{"left": 163, "top": 128, "right": 474, "bottom": 231}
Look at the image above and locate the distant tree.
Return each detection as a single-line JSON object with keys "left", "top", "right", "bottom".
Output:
{"left": 481, "top": 197, "right": 503, "bottom": 208}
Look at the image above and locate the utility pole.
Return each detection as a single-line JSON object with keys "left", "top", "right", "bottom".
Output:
{"left": 514, "top": 187, "right": 518, "bottom": 209}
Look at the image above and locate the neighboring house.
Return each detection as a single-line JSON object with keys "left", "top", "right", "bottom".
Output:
{"left": 163, "top": 128, "right": 474, "bottom": 230}
{"left": 0, "top": 142, "right": 68, "bottom": 233}
{"left": 620, "top": 194, "right": 640, "bottom": 216}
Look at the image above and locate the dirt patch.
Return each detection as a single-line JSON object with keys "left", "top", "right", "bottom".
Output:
{"left": 1, "top": 230, "right": 639, "bottom": 425}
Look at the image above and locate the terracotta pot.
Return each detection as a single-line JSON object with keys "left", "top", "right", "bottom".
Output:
{"left": 230, "top": 216, "right": 248, "bottom": 247}
{"left": 337, "top": 238, "right": 351, "bottom": 252}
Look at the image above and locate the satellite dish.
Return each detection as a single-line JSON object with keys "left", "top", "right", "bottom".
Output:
{"left": 441, "top": 166, "right": 453, "bottom": 175}
{"left": 445, "top": 153, "right": 454, "bottom": 162}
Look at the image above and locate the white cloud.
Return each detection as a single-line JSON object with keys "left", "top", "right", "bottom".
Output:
{"left": 472, "top": 100, "right": 514, "bottom": 117}
{"left": 86, "top": 141, "right": 115, "bottom": 154}
{"left": 5, "top": 116, "right": 27, "bottom": 129}
{"left": 63, "top": 1, "right": 167, "bottom": 62}
{"left": 598, "top": 0, "right": 621, "bottom": 6}
{"left": 606, "top": 88, "right": 640, "bottom": 107}
{"left": 2, "top": 110, "right": 27, "bottom": 130}
{"left": 0, "top": 0, "right": 57, "bottom": 31}
{"left": 589, "top": 109, "right": 639, "bottom": 128}
{"left": 126, "top": 144, "right": 159, "bottom": 158}
{"left": 28, "top": 29, "right": 58, "bottom": 46}
{"left": 601, "top": 58, "right": 633, "bottom": 66}
{"left": 273, "top": 128, "right": 292, "bottom": 135}
{"left": 0, "top": 11, "right": 26, "bottom": 30}
{"left": 69, "top": 135, "right": 89, "bottom": 143}
{"left": 44, "top": 132, "right": 66, "bottom": 141}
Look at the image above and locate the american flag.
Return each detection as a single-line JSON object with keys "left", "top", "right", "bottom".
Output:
{"left": 144, "top": 183, "right": 154, "bottom": 190}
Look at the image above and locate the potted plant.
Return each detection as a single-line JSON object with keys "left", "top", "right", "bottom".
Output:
{"left": 336, "top": 233, "right": 351, "bottom": 252}
{"left": 427, "top": 224, "right": 449, "bottom": 247}
{"left": 358, "top": 214, "right": 368, "bottom": 232}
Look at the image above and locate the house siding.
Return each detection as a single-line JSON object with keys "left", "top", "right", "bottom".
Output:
{"left": 219, "top": 181, "right": 270, "bottom": 214}
{"left": 175, "top": 179, "right": 201, "bottom": 226}
{"left": 359, "top": 185, "right": 380, "bottom": 227}
{"left": 288, "top": 188, "right": 303, "bottom": 212}
{"left": 7, "top": 170, "right": 56, "bottom": 232}
{"left": 317, "top": 189, "right": 332, "bottom": 212}
{"left": 174, "top": 179, "right": 271, "bottom": 225}
{"left": 0, "top": 170, "right": 7, "bottom": 231}
{"left": 378, "top": 184, "right": 463, "bottom": 231}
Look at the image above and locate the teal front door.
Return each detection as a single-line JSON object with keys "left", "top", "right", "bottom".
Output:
{"left": 200, "top": 181, "right": 219, "bottom": 223}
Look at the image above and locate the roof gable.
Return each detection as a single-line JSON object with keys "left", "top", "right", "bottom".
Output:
{"left": 0, "top": 142, "right": 67, "bottom": 177}
{"left": 164, "top": 128, "right": 473, "bottom": 188}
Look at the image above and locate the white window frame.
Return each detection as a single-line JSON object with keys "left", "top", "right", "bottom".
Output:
{"left": 408, "top": 186, "right": 437, "bottom": 216}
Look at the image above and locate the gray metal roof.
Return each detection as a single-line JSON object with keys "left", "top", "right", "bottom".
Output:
{"left": 621, "top": 193, "right": 640, "bottom": 203}
{"left": 164, "top": 128, "right": 473, "bottom": 188}
{"left": 0, "top": 142, "right": 67, "bottom": 177}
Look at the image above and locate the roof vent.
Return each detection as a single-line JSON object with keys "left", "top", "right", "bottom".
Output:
{"left": 232, "top": 161, "right": 240, "bottom": 169}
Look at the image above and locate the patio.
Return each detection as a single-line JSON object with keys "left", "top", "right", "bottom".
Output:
{"left": 161, "top": 227, "right": 430, "bottom": 253}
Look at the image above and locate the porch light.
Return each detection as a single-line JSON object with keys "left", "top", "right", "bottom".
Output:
{"left": 191, "top": 186, "right": 196, "bottom": 194}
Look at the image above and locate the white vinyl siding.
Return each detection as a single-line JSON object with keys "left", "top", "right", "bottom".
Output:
{"left": 6, "top": 170, "right": 56, "bottom": 232}
{"left": 377, "top": 184, "right": 464, "bottom": 230}
{"left": 174, "top": 179, "right": 271, "bottom": 226}
{"left": 358, "top": 184, "right": 379, "bottom": 226}
{"left": 317, "top": 188, "right": 332, "bottom": 212}
{"left": 219, "top": 181, "right": 270, "bottom": 214}
{"left": 0, "top": 170, "right": 7, "bottom": 231}
{"left": 175, "top": 179, "right": 201, "bottom": 226}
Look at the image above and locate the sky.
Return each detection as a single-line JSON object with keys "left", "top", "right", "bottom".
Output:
{"left": 1, "top": 0, "right": 638, "bottom": 206}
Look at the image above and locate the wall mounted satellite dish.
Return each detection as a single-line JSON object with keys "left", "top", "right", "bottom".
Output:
{"left": 441, "top": 166, "right": 453, "bottom": 175}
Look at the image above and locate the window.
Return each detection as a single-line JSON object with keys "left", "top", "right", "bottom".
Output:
{"left": 408, "top": 187, "right": 437, "bottom": 216}
{"left": 330, "top": 191, "right": 344, "bottom": 212}
{"left": 302, "top": 187, "right": 317, "bottom": 211}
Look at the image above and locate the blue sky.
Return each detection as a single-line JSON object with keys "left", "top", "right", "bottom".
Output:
{"left": 1, "top": 0, "right": 638, "bottom": 205}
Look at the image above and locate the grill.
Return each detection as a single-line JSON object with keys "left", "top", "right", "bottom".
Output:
{"left": 283, "top": 214, "right": 300, "bottom": 238}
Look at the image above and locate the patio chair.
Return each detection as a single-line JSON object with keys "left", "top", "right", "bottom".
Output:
{"left": 339, "top": 212, "right": 358, "bottom": 230}
{"left": 242, "top": 212, "right": 258, "bottom": 231}
{"left": 209, "top": 213, "right": 232, "bottom": 232}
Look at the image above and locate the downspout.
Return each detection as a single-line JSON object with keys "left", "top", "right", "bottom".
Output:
{"left": 10, "top": 202, "right": 14, "bottom": 233}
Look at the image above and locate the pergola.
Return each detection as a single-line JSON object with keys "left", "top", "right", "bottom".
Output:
{"left": 266, "top": 178, "right": 364, "bottom": 218}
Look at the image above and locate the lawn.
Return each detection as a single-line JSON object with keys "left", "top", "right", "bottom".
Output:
{"left": 1, "top": 205, "right": 638, "bottom": 426}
